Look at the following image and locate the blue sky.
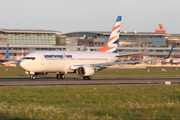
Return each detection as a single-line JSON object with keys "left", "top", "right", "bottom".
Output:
{"left": 0, "top": 0, "right": 179, "bottom": 33}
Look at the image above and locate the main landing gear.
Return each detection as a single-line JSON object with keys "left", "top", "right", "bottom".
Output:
{"left": 83, "top": 76, "right": 92, "bottom": 80}
{"left": 30, "top": 75, "right": 35, "bottom": 80}
{"left": 56, "top": 73, "right": 65, "bottom": 80}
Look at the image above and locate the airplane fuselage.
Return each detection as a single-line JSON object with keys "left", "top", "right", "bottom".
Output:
{"left": 20, "top": 51, "right": 118, "bottom": 73}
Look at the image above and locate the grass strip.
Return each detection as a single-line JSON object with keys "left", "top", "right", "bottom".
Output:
{"left": 0, "top": 85, "right": 179, "bottom": 119}
{"left": 1, "top": 66, "right": 180, "bottom": 78}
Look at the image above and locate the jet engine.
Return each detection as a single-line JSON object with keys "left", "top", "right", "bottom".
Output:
{"left": 76, "top": 66, "right": 94, "bottom": 76}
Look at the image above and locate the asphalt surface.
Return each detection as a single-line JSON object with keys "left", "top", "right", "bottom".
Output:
{"left": 0, "top": 78, "right": 180, "bottom": 86}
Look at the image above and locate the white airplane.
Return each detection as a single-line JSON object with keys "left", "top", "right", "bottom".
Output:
{"left": 5, "top": 16, "right": 174, "bottom": 80}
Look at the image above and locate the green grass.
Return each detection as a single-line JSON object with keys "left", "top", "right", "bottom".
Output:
{"left": 1, "top": 66, "right": 180, "bottom": 79}
{"left": 0, "top": 85, "right": 180, "bottom": 119}
{"left": 1, "top": 66, "right": 180, "bottom": 119}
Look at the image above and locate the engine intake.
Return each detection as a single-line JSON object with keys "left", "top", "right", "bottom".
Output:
{"left": 76, "top": 66, "right": 94, "bottom": 76}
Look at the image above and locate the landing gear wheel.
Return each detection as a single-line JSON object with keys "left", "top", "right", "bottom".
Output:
{"left": 60, "top": 74, "right": 65, "bottom": 79}
{"left": 56, "top": 74, "right": 60, "bottom": 80}
{"left": 88, "top": 76, "right": 92, "bottom": 80}
{"left": 30, "top": 75, "right": 35, "bottom": 80}
{"left": 83, "top": 76, "right": 92, "bottom": 80}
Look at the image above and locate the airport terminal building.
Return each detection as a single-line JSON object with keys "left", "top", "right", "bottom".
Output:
{"left": 1, "top": 29, "right": 180, "bottom": 61}
{"left": 0, "top": 29, "right": 60, "bottom": 45}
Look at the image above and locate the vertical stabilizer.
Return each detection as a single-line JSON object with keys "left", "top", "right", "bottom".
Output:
{"left": 97, "top": 16, "right": 122, "bottom": 53}
{"left": 5, "top": 44, "right": 21, "bottom": 62}
{"left": 5, "top": 44, "right": 9, "bottom": 59}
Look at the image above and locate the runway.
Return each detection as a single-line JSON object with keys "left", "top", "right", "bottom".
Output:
{"left": 0, "top": 78, "right": 180, "bottom": 86}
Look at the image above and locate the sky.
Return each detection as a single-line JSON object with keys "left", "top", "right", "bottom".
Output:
{"left": 0, "top": 0, "right": 180, "bottom": 34}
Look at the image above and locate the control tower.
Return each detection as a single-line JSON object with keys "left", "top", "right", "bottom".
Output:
{"left": 155, "top": 24, "right": 166, "bottom": 33}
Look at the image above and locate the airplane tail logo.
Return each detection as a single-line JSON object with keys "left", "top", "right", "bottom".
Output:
{"left": 97, "top": 16, "right": 122, "bottom": 53}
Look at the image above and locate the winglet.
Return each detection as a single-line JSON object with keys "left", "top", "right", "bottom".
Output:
{"left": 5, "top": 44, "right": 9, "bottom": 59}
{"left": 165, "top": 45, "right": 174, "bottom": 59}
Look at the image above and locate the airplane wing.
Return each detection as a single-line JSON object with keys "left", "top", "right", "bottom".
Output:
{"left": 115, "top": 52, "right": 146, "bottom": 57}
{"left": 5, "top": 45, "right": 22, "bottom": 63}
{"left": 69, "top": 45, "right": 174, "bottom": 69}
{"left": 69, "top": 58, "right": 164, "bottom": 70}
{"left": 91, "top": 58, "right": 163, "bottom": 67}
{"left": 91, "top": 45, "right": 174, "bottom": 67}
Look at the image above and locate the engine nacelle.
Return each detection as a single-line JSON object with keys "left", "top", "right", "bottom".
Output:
{"left": 76, "top": 66, "right": 94, "bottom": 76}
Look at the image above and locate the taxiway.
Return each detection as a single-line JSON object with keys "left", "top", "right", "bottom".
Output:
{"left": 0, "top": 78, "right": 179, "bottom": 86}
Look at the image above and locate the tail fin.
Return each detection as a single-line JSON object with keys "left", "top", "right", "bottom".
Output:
{"left": 165, "top": 44, "right": 174, "bottom": 59}
{"left": 5, "top": 44, "right": 21, "bottom": 62}
{"left": 5, "top": 44, "right": 9, "bottom": 59}
{"left": 97, "top": 16, "right": 122, "bottom": 53}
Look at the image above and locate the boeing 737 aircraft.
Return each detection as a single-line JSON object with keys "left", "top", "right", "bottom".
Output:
{"left": 5, "top": 16, "right": 174, "bottom": 80}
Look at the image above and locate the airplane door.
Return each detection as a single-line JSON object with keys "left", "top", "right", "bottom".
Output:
{"left": 39, "top": 54, "right": 46, "bottom": 71}
{"left": 41, "top": 54, "right": 45, "bottom": 65}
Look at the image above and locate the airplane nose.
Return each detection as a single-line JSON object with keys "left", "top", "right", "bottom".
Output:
{"left": 20, "top": 60, "right": 26, "bottom": 70}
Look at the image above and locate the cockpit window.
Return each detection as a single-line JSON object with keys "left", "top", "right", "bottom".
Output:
{"left": 23, "top": 57, "right": 35, "bottom": 60}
